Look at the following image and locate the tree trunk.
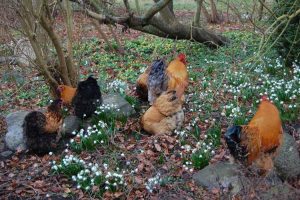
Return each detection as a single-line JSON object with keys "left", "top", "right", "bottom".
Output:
{"left": 84, "top": 0, "right": 229, "bottom": 47}
{"left": 135, "top": 0, "right": 141, "bottom": 15}
{"left": 258, "top": 0, "right": 266, "bottom": 21}
{"left": 209, "top": 0, "right": 221, "bottom": 23}
{"left": 167, "top": 0, "right": 174, "bottom": 16}
{"left": 201, "top": 3, "right": 212, "bottom": 23}
{"left": 62, "top": 0, "right": 78, "bottom": 86}
{"left": 194, "top": 0, "right": 204, "bottom": 26}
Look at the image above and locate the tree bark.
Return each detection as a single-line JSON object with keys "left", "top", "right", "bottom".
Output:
{"left": 209, "top": 0, "right": 221, "bottom": 23}
{"left": 62, "top": 0, "right": 78, "bottom": 86}
{"left": 258, "top": 0, "right": 266, "bottom": 21}
{"left": 84, "top": 0, "right": 228, "bottom": 47}
{"left": 135, "top": 0, "right": 141, "bottom": 15}
{"left": 201, "top": 3, "right": 212, "bottom": 23}
{"left": 40, "top": 14, "right": 72, "bottom": 86}
{"left": 194, "top": 0, "right": 204, "bottom": 26}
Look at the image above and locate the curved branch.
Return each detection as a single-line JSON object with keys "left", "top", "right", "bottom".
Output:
{"left": 83, "top": 0, "right": 228, "bottom": 47}
{"left": 143, "top": 0, "right": 172, "bottom": 21}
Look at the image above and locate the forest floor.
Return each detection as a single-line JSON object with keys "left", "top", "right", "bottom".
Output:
{"left": 0, "top": 10, "right": 299, "bottom": 200}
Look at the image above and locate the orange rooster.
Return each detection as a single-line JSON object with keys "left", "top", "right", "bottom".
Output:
{"left": 225, "top": 96, "right": 283, "bottom": 167}
{"left": 141, "top": 90, "right": 184, "bottom": 135}
{"left": 147, "top": 53, "right": 188, "bottom": 105}
{"left": 165, "top": 53, "right": 188, "bottom": 99}
{"left": 57, "top": 85, "right": 77, "bottom": 105}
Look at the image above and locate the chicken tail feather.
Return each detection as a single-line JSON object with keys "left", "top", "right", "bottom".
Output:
{"left": 225, "top": 125, "right": 248, "bottom": 163}
{"left": 148, "top": 59, "right": 168, "bottom": 104}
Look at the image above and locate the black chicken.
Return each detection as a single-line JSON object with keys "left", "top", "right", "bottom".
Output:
{"left": 23, "top": 99, "right": 63, "bottom": 155}
{"left": 72, "top": 76, "right": 102, "bottom": 119}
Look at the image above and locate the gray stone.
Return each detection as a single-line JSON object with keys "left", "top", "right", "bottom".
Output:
{"left": 4, "top": 111, "right": 29, "bottom": 151}
{"left": 102, "top": 94, "right": 136, "bottom": 117}
{"left": 192, "top": 162, "right": 250, "bottom": 195}
{"left": 274, "top": 133, "right": 300, "bottom": 180}
{"left": 61, "top": 115, "right": 81, "bottom": 137}
{"left": 13, "top": 38, "right": 36, "bottom": 67}
{"left": 1, "top": 150, "right": 13, "bottom": 158}
{"left": 258, "top": 183, "right": 300, "bottom": 200}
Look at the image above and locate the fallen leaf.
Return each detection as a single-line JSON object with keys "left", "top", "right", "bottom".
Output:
{"left": 114, "top": 191, "right": 124, "bottom": 198}
{"left": 42, "top": 170, "right": 49, "bottom": 176}
{"left": 137, "top": 163, "right": 144, "bottom": 171}
{"left": 127, "top": 144, "right": 135, "bottom": 150}
{"left": 154, "top": 143, "right": 161, "bottom": 152}
{"left": 64, "top": 187, "right": 71, "bottom": 193}
{"left": 32, "top": 180, "right": 45, "bottom": 188}
{"left": 211, "top": 188, "right": 220, "bottom": 194}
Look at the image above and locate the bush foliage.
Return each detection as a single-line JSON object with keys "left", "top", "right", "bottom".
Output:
{"left": 272, "top": 0, "right": 300, "bottom": 67}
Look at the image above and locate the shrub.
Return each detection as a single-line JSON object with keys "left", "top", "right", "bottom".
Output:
{"left": 272, "top": 0, "right": 300, "bottom": 67}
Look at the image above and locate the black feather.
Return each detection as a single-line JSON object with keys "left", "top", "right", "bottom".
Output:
{"left": 72, "top": 76, "right": 102, "bottom": 119}
{"left": 23, "top": 99, "right": 62, "bottom": 155}
{"left": 225, "top": 125, "right": 248, "bottom": 162}
{"left": 148, "top": 59, "right": 168, "bottom": 104}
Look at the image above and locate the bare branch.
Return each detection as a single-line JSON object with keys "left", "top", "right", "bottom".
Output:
{"left": 143, "top": 0, "right": 172, "bottom": 21}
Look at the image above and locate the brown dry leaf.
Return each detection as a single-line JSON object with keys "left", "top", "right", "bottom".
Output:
{"left": 135, "top": 176, "right": 143, "bottom": 184}
{"left": 137, "top": 163, "right": 144, "bottom": 171}
{"left": 7, "top": 186, "right": 14, "bottom": 191}
{"left": 42, "top": 170, "right": 49, "bottom": 176}
{"left": 92, "top": 186, "right": 99, "bottom": 193}
{"left": 114, "top": 192, "right": 124, "bottom": 198}
{"left": 161, "top": 143, "right": 168, "bottom": 149}
{"left": 137, "top": 154, "right": 146, "bottom": 161}
{"left": 154, "top": 143, "right": 161, "bottom": 152}
{"left": 214, "top": 149, "right": 226, "bottom": 159}
{"left": 117, "top": 135, "right": 125, "bottom": 143}
{"left": 11, "top": 180, "right": 18, "bottom": 188}
{"left": 127, "top": 144, "right": 135, "bottom": 150}
{"left": 64, "top": 187, "right": 71, "bottom": 193}
{"left": 211, "top": 188, "right": 220, "bottom": 194}
{"left": 51, "top": 186, "right": 61, "bottom": 193}
{"left": 103, "top": 191, "right": 114, "bottom": 199}
{"left": 78, "top": 190, "right": 84, "bottom": 199}
{"left": 20, "top": 164, "right": 27, "bottom": 170}
{"left": 162, "top": 165, "right": 168, "bottom": 170}
{"left": 15, "top": 189, "right": 23, "bottom": 194}
{"left": 32, "top": 180, "right": 45, "bottom": 188}
{"left": 165, "top": 136, "right": 175, "bottom": 143}
{"left": 146, "top": 150, "right": 155, "bottom": 156}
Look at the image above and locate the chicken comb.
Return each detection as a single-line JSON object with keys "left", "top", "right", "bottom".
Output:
{"left": 178, "top": 53, "right": 186, "bottom": 64}
{"left": 261, "top": 95, "right": 269, "bottom": 101}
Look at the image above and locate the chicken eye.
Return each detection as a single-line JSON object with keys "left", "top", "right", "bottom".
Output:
{"left": 169, "top": 95, "right": 177, "bottom": 101}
